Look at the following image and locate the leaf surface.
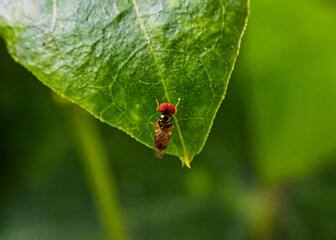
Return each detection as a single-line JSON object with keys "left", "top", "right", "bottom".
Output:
{"left": 0, "top": 0, "right": 249, "bottom": 165}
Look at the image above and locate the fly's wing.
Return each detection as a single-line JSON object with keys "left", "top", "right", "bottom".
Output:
{"left": 153, "top": 146, "right": 167, "bottom": 159}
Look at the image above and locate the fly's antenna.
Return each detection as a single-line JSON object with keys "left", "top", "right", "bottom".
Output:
{"left": 175, "top": 98, "right": 181, "bottom": 110}
{"left": 155, "top": 99, "right": 160, "bottom": 111}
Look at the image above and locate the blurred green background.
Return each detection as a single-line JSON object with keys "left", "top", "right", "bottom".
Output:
{"left": 1, "top": 0, "right": 336, "bottom": 239}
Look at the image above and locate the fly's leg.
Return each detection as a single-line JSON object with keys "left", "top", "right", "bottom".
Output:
{"left": 149, "top": 122, "right": 159, "bottom": 132}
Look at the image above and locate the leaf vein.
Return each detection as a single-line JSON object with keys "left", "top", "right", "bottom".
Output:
{"left": 132, "top": 0, "right": 189, "bottom": 161}
{"left": 50, "top": 0, "right": 57, "bottom": 32}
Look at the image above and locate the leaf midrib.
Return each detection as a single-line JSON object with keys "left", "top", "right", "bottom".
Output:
{"left": 132, "top": 0, "right": 190, "bottom": 164}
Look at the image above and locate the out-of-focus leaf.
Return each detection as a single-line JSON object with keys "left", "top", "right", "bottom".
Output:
{"left": 0, "top": 0, "right": 249, "bottom": 165}
{"left": 236, "top": 0, "right": 336, "bottom": 182}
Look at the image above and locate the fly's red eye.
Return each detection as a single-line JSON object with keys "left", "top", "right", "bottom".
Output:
{"left": 158, "top": 103, "right": 169, "bottom": 112}
{"left": 167, "top": 103, "right": 176, "bottom": 115}
{"left": 158, "top": 102, "right": 176, "bottom": 114}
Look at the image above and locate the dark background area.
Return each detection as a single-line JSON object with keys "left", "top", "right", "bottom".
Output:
{"left": 1, "top": 0, "right": 336, "bottom": 239}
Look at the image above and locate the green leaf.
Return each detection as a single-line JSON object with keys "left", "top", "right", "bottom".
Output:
{"left": 0, "top": 0, "right": 249, "bottom": 165}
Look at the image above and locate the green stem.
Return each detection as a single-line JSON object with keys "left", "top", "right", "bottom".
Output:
{"left": 72, "top": 107, "right": 127, "bottom": 240}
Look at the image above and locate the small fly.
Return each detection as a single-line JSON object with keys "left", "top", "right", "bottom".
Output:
{"left": 150, "top": 99, "right": 180, "bottom": 158}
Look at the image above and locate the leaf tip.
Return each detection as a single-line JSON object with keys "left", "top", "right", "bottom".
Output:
{"left": 180, "top": 156, "right": 193, "bottom": 169}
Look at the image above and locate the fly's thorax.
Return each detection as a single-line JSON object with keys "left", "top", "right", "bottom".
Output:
{"left": 159, "top": 112, "right": 172, "bottom": 129}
